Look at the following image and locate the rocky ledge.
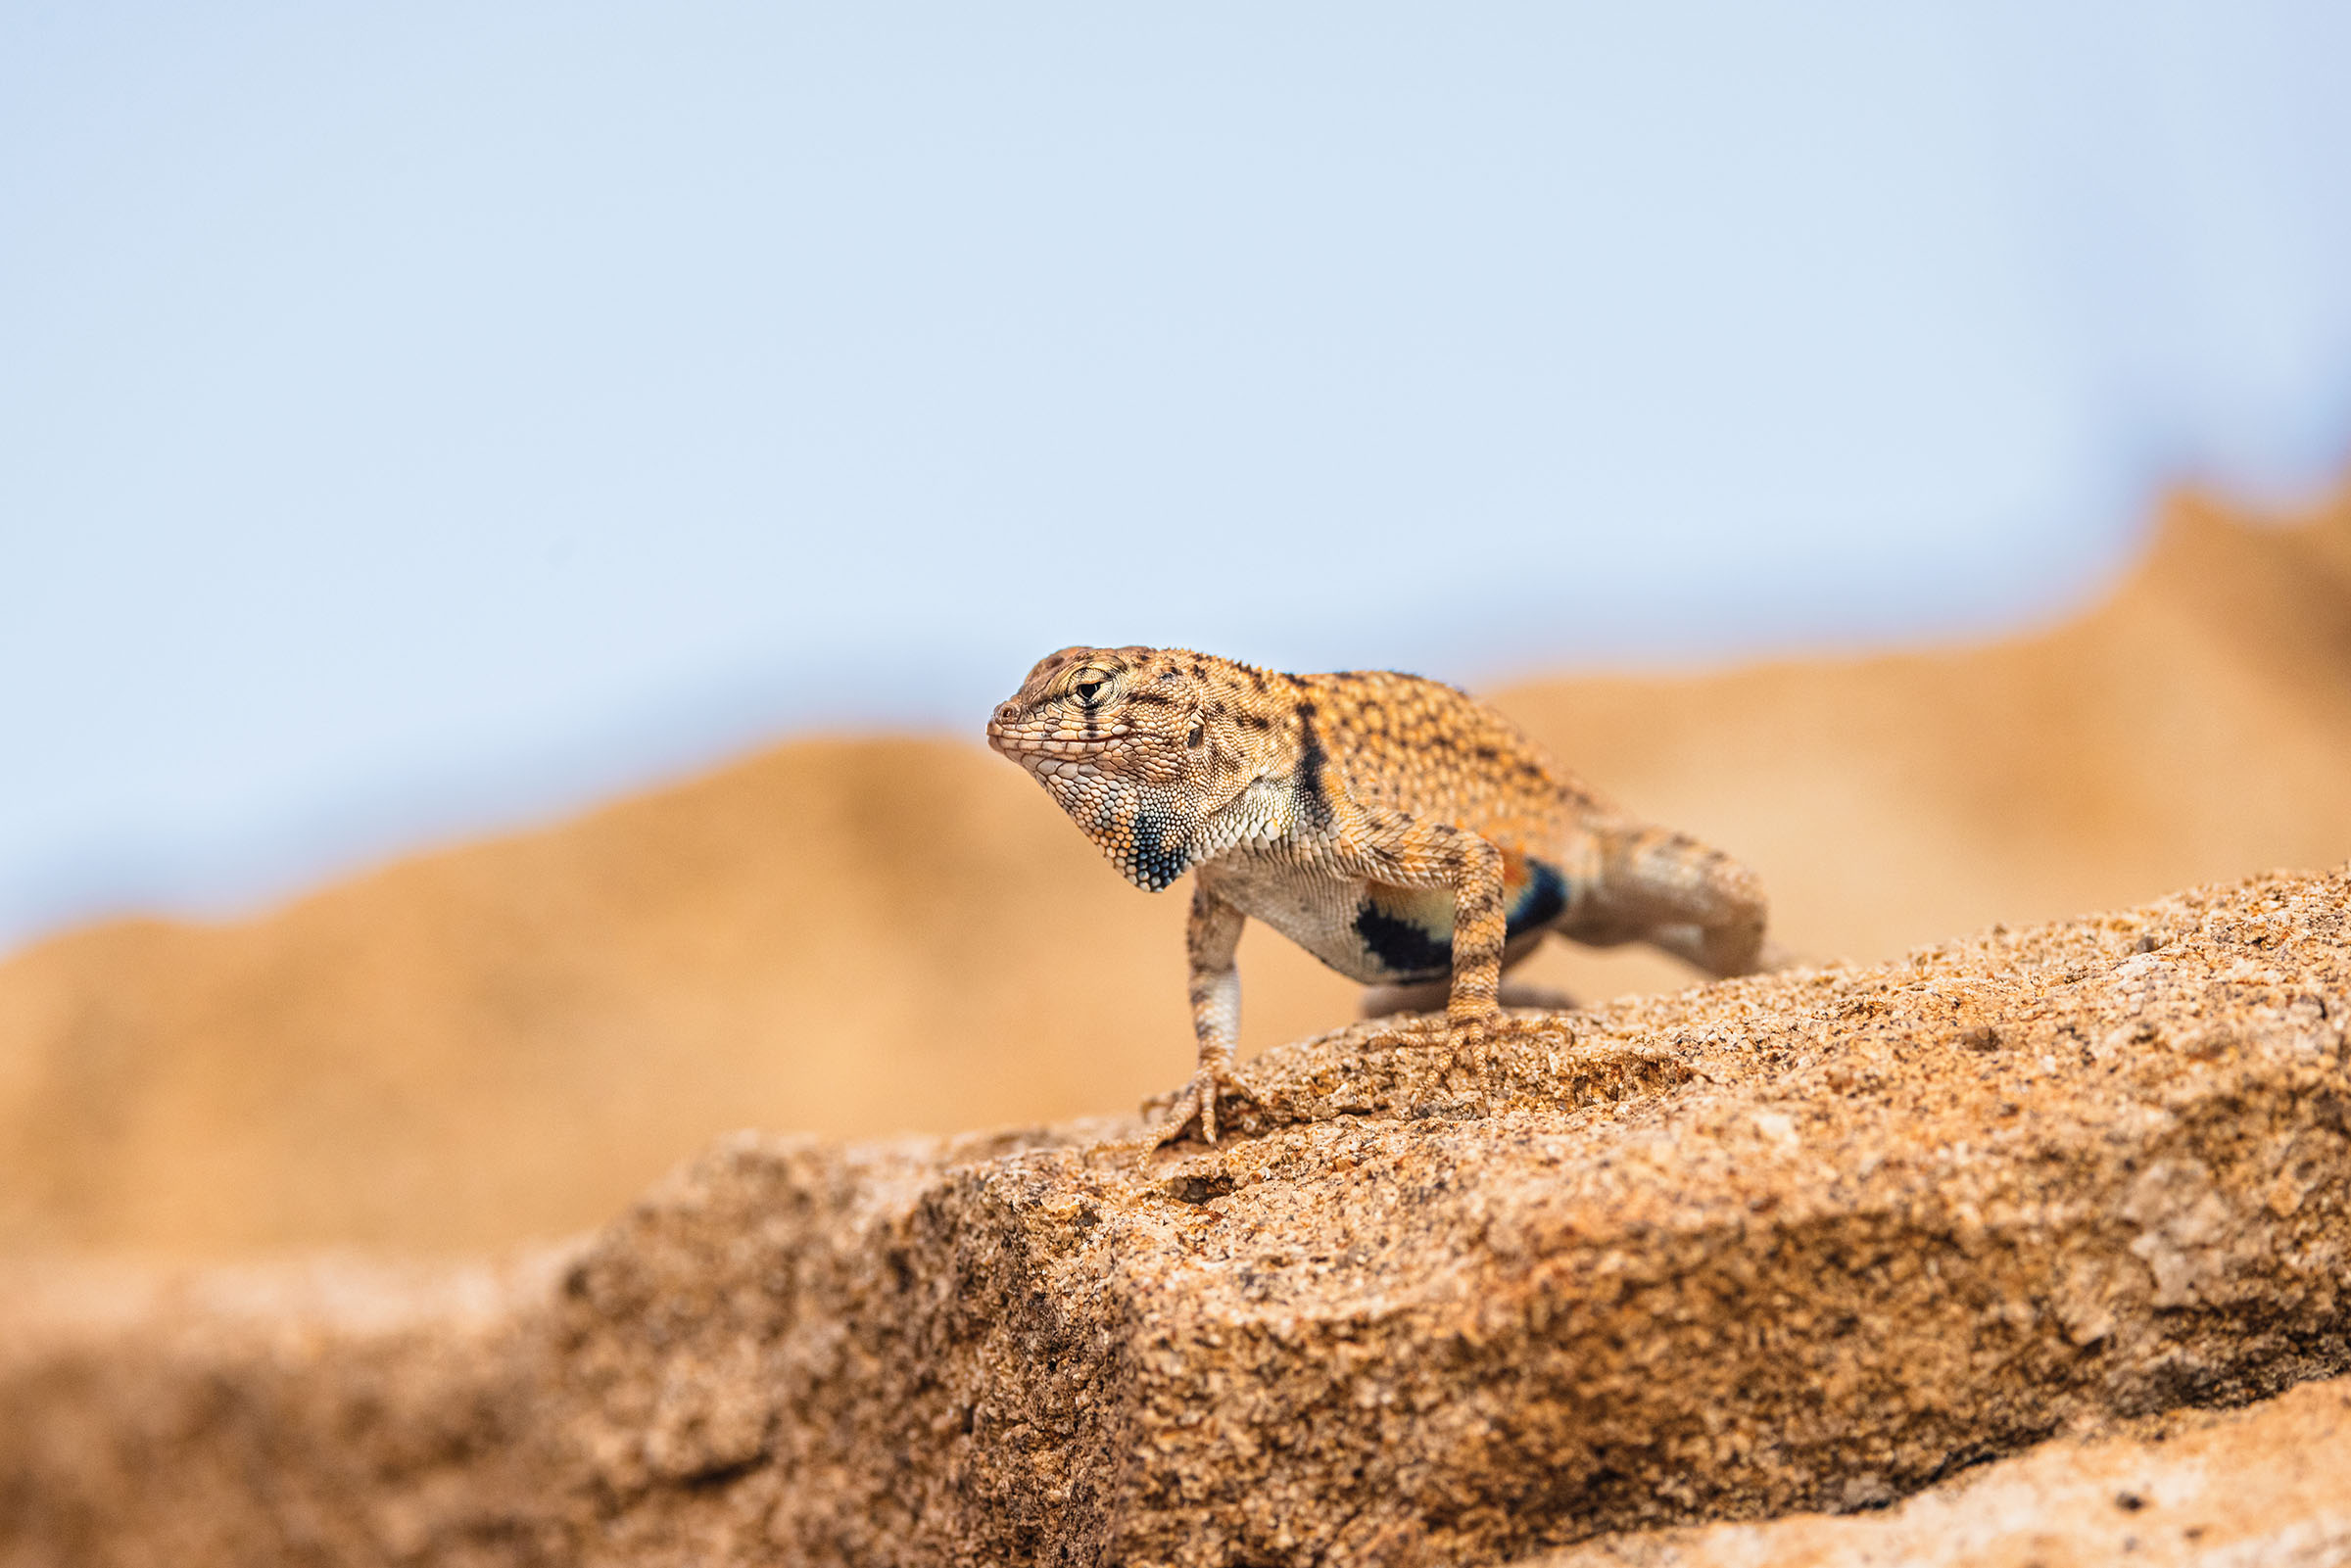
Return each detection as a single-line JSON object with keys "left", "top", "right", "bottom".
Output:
{"left": 5, "top": 869, "right": 2348, "bottom": 1567}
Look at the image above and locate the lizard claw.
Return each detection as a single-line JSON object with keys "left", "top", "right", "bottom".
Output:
{"left": 1445, "top": 1017, "right": 1496, "bottom": 1078}
{"left": 1445, "top": 1010, "right": 1571, "bottom": 1080}
{"left": 1144, "top": 1062, "right": 1246, "bottom": 1150}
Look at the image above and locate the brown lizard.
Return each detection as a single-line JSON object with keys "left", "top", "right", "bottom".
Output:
{"left": 986, "top": 645, "right": 1770, "bottom": 1146}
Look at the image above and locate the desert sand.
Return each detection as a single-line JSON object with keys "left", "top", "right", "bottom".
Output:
{"left": 0, "top": 483, "right": 2346, "bottom": 1255}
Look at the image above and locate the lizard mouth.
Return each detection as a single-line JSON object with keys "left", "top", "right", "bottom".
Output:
{"left": 985, "top": 719, "right": 1119, "bottom": 781}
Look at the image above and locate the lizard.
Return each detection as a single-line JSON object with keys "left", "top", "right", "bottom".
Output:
{"left": 986, "top": 644, "right": 1771, "bottom": 1146}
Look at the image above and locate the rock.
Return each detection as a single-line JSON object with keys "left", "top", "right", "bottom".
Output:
{"left": 4, "top": 867, "right": 2349, "bottom": 1566}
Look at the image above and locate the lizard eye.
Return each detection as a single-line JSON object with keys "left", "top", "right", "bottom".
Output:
{"left": 1069, "top": 668, "right": 1114, "bottom": 706}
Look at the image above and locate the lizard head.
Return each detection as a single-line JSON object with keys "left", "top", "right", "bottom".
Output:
{"left": 987, "top": 645, "right": 1268, "bottom": 891}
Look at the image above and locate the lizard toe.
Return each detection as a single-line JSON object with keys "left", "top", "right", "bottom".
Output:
{"left": 1444, "top": 1011, "right": 1574, "bottom": 1080}
{"left": 1144, "top": 1063, "right": 1250, "bottom": 1150}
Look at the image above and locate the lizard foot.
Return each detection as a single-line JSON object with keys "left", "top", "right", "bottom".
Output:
{"left": 1141, "top": 1061, "right": 1254, "bottom": 1150}
{"left": 1442, "top": 1010, "right": 1575, "bottom": 1080}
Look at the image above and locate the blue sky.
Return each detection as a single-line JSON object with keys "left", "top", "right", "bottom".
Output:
{"left": 4, "top": 2, "right": 2349, "bottom": 947}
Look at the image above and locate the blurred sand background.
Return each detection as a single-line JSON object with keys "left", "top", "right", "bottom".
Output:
{"left": 2, "top": 482, "right": 2346, "bottom": 1258}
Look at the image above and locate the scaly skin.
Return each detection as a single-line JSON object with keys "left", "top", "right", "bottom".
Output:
{"left": 987, "top": 645, "right": 1769, "bottom": 1146}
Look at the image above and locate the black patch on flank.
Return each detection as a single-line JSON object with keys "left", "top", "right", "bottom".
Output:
{"left": 1353, "top": 903, "right": 1451, "bottom": 981}
{"left": 1241, "top": 712, "right": 1271, "bottom": 730}
{"left": 1507, "top": 859, "right": 1569, "bottom": 939}
{"left": 1296, "top": 711, "right": 1330, "bottom": 826}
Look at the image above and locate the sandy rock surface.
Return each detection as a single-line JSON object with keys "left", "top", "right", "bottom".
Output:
{"left": 5, "top": 868, "right": 2348, "bottom": 1566}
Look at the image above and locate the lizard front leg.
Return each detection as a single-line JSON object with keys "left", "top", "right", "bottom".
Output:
{"left": 1148, "top": 880, "right": 1248, "bottom": 1146}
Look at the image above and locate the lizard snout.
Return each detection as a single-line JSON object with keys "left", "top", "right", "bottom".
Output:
{"left": 985, "top": 705, "right": 1026, "bottom": 754}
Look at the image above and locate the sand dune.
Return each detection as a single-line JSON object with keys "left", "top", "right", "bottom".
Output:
{"left": 2, "top": 483, "right": 2346, "bottom": 1255}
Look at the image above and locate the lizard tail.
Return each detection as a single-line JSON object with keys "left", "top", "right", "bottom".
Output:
{"left": 1592, "top": 823, "right": 1770, "bottom": 977}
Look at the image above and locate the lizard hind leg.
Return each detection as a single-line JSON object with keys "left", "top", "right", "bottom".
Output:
{"left": 1361, "top": 946, "right": 1577, "bottom": 1019}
